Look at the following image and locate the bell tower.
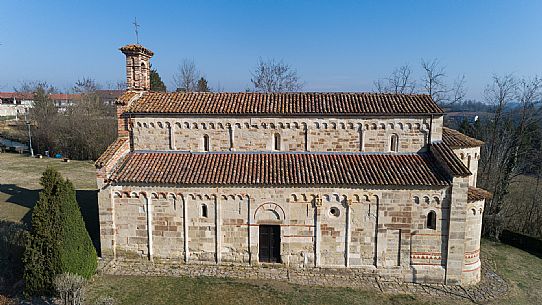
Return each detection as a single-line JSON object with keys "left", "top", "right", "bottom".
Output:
{"left": 119, "top": 44, "right": 154, "bottom": 91}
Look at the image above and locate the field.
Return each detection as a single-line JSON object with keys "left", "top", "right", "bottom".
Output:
{"left": 1, "top": 153, "right": 541, "bottom": 305}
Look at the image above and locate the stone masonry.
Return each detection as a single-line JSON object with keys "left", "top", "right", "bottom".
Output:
{"left": 95, "top": 44, "right": 489, "bottom": 287}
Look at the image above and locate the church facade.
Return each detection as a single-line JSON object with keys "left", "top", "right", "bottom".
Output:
{"left": 96, "top": 44, "right": 490, "bottom": 286}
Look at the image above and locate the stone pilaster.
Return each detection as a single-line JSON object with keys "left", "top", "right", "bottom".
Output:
{"left": 314, "top": 195, "right": 323, "bottom": 267}
{"left": 445, "top": 176, "right": 469, "bottom": 285}
{"left": 183, "top": 195, "right": 189, "bottom": 263}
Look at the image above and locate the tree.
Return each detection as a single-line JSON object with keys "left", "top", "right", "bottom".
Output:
{"left": 373, "top": 59, "right": 466, "bottom": 106}
{"left": 196, "top": 77, "right": 210, "bottom": 92}
{"left": 20, "top": 82, "right": 59, "bottom": 154}
{"left": 23, "top": 168, "right": 64, "bottom": 296}
{"left": 56, "top": 78, "right": 116, "bottom": 160}
{"left": 150, "top": 66, "right": 167, "bottom": 92}
{"left": 478, "top": 75, "right": 542, "bottom": 239}
{"left": 250, "top": 58, "right": 303, "bottom": 92}
{"left": 420, "top": 58, "right": 466, "bottom": 106}
{"left": 173, "top": 59, "right": 201, "bottom": 92}
{"left": 374, "top": 64, "right": 416, "bottom": 94}
{"left": 23, "top": 168, "right": 97, "bottom": 296}
{"left": 57, "top": 177, "right": 97, "bottom": 278}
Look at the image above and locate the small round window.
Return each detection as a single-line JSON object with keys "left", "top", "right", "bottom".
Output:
{"left": 329, "top": 207, "right": 340, "bottom": 217}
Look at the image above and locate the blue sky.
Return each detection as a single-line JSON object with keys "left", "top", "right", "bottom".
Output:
{"left": 0, "top": 0, "right": 541, "bottom": 99}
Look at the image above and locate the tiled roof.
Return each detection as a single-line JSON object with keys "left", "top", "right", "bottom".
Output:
{"left": 0, "top": 92, "right": 34, "bottom": 99}
{"left": 109, "top": 152, "right": 451, "bottom": 187}
{"left": 95, "top": 137, "right": 129, "bottom": 168}
{"left": 442, "top": 127, "right": 484, "bottom": 148}
{"left": 430, "top": 142, "right": 472, "bottom": 177}
{"left": 117, "top": 91, "right": 140, "bottom": 105}
{"left": 119, "top": 44, "right": 154, "bottom": 56}
{"left": 468, "top": 186, "right": 492, "bottom": 202}
{"left": 125, "top": 92, "right": 443, "bottom": 115}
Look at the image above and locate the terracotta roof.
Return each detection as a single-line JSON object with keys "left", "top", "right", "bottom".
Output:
{"left": 109, "top": 152, "right": 451, "bottom": 187}
{"left": 95, "top": 137, "right": 129, "bottom": 168}
{"left": 0, "top": 92, "right": 34, "bottom": 99}
{"left": 49, "top": 93, "right": 81, "bottom": 101}
{"left": 125, "top": 92, "right": 443, "bottom": 116}
{"left": 468, "top": 186, "right": 492, "bottom": 202}
{"left": 442, "top": 127, "right": 484, "bottom": 148}
{"left": 119, "top": 44, "right": 154, "bottom": 56}
{"left": 430, "top": 142, "right": 472, "bottom": 177}
{"left": 117, "top": 91, "right": 140, "bottom": 105}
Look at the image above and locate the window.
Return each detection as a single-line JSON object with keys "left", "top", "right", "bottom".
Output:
{"left": 273, "top": 133, "right": 281, "bottom": 151}
{"left": 203, "top": 134, "right": 210, "bottom": 152}
{"left": 201, "top": 204, "right": 208, "bottom": 218}
{"left": 467, "top": 155, "right": 472, "bottom": 169}
{"left": 427, "top": 211, "right": 436, "bottom": 230}
{"left": 390, "top": 134, "right": 399, "bottom": 152}
{"left": 329, "top": 207, "right": 340, "bottom": 217}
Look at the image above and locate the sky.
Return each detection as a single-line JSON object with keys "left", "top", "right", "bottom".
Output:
{"left": 0, "top": 0, "right": 541, "bottom": 100}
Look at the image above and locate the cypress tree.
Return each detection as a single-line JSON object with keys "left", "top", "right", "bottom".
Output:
{"left": 58, "top": 179, "right": 97, "bottom": 278}
{"left": 23, "top": 168, "right": 63, "bottom": 296}
{"left": 150, "top": 65, "right": 167, "bottom": 92}
{"left": 23, "top": 168, "right": 97, "bottom": 296}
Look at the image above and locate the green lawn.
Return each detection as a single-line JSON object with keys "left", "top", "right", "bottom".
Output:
{"left": 0, "top": 152, "right": 97, "bottom": 223}
{"left": 84, "top": 240, "right": 542, "bottom": 305}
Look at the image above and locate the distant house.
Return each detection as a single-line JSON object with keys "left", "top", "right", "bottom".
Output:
{"left": 0, "top": 92, "right": 34, "bottom": 118}
{"left": 0, "top": 90, "right": 123, "bottom": 117}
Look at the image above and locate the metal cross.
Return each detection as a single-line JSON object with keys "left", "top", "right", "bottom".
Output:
{"left": 133, "top": 17, "right": 140, "bottom": 44}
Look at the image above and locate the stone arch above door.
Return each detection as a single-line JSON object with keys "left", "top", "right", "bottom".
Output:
{"left": 254, "top": 202, "right": 286, "bottom": 223}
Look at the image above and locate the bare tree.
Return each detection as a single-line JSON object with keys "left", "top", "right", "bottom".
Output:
{"left": 374, "top": 65, "right": 416, "bottom": 94}
{"left": 420, "top": 58, "right": 466, "bottom": 106}
{"left": 478, "top": 74, "right": 542, "bottom": 239}
{"left": 250, "top": 58, "right": 303, "bottom": 92}
{"left": 172, "top": 59, "right": 201, "bottom": 92}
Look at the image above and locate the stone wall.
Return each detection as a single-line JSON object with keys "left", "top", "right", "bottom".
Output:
{"left": 130, "top": 116, "right": 443, "bottom": 153}
{"left": 97, "top": 184, "right": 473, "bottom": 284}
{"left": 462, "top": 199, "right": 484, "bottom": 285}
{"left": 452, "top": 147, "right": 481, "bottom": 187}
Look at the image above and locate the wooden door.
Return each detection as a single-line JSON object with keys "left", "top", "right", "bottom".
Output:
{"left": 259, "top": 225, "right": 281, "bottom": 263}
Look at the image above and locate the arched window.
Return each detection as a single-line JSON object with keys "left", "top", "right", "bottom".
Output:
{"left": 203, "top": 134, "right": 210, "bottom": 152}
{"left": 427, "top": 211, "right": 437, "bottom": 230}
{"left": 413, "top": 196, "right": 420, "bottom": 205}
{"left": 201, "top": 204, "right": 208, "bottom": 218}
{"left": 467, "top": 155, "right": 472, "bottom": 169}
{"left": 273, "top": 133, "right": 281, "bottom": 151}
{"left": 390, "top": 134, "right": 399, "bottom": 152}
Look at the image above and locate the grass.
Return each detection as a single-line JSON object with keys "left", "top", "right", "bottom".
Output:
{"left": 85, "top": 275, "right": 436, "bottom": 305}
{"left": 83, "top": 240, "right": 542, "bottom": 305}
{"left": 0, "top": 152, "right": 96, "bottom": 222}
{"left": 1, "top": 153, "right": 541, "bottom": 304}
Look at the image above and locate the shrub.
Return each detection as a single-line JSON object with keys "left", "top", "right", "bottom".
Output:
{"left": 23, "top": 168, "right": 97, "bottom": 296}
{"left": 0, "top": 220, "right": 27, "bottom": 294}
{"left": 53, "top": 273, "right": 86, "bottom": 305}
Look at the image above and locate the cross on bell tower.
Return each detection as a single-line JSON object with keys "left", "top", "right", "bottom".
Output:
{"left": 133, "top": 17, "right": 140, "bottom": 44}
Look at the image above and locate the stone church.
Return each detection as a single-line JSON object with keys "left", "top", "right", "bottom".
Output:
{"left": 96, "top": 44, "right": 490, "bottom": 286}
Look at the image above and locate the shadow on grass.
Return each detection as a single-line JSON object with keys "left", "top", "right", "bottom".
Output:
{"left": 0, "top": 184, "right": 100, "bottom": 256}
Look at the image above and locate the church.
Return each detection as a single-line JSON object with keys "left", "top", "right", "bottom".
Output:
{"left": 95, "top": 44, "right": 490, "bottom": 286}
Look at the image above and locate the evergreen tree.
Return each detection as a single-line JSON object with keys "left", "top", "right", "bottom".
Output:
{"left": 196, "top": 77, "right": 210, "bottom": 92}
{"left": 58, "top": 178, "right": 97, "bottom": 278}
{"left": 23, "top": 168, "right": 63, "bottom": 296}
{"left": 23, "top": 168, "right": 97, "bottom": 296}
{"left": 150, "top": 66, "right": 167, "bottom": 92}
